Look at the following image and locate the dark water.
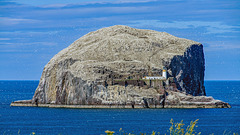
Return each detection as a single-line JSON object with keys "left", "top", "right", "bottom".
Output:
{"left": 0, "top": 81, "right": 239, "bottom": 135}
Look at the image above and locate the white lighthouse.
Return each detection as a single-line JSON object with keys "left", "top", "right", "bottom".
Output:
{"left": 162, "top": 67, "right": 167, "bottom": 79}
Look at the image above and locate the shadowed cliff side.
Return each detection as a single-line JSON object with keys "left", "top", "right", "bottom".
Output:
{"left": 169, "top": 45, "right": 205, "bottom": 96}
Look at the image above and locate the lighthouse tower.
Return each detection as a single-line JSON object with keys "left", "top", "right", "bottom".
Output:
{"left": 162, "top": 67, "right": 167, "bottom": 79}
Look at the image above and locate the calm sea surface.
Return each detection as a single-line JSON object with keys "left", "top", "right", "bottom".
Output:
{"left": 0, "top": 81, "right": 239, "bottom": 135}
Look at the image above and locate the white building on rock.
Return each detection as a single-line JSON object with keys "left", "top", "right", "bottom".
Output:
{"left": 142, "top": 67, "right": 167, "bottom": 80}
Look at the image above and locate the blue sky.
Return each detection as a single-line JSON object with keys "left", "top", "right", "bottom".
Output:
{"left": 0, "top": 0, "right": 239, "bottom": 80}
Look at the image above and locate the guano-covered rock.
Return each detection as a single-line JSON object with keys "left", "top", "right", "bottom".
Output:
{"left": 12, "top": 25, "right": 228, "bottom": 108}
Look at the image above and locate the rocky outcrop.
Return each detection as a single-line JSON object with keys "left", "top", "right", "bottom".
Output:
{"left": 165, "top": 91, "right": 230, "bottom": 108}
{"left": 20, "top": 25, "right": 229, "bottom": 108}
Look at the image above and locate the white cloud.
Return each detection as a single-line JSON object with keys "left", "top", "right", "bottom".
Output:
{"left": 0, "top": 49, "right": 29, "bottom": 53}
{"left": 0, "top": 42, "right": 57, "bottom": 47}
{"left": 0, "top": 17, "right": 39, "bottom": 25}
{"left": 0, "top": 31, "right": 60, "bottom": 36}
{"left": 203, "top": 40, "right": 240, "bottom": 51}
{"left": 9, "top": 0, "right": 158, "bottom": 7}
{"left": 0, "top": 38, "right": 11, "bottom": 41}
{"left": 128, "top": 20, "right": 240, "bottom": 34}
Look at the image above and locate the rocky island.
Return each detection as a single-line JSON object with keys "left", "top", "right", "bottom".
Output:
{"left": 11, "top": 25, "right": 230, "bottom": 108}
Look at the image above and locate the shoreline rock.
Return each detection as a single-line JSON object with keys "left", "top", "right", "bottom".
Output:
{"left": 11, "top": 98, "right": 230, "bottom": 109}
{"left": 11, "top": 89, "right": 231, "bottom": 108}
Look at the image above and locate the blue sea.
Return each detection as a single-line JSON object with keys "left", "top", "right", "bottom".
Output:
{"left": 0, "top": 81, "right": 239, "bottom": 135}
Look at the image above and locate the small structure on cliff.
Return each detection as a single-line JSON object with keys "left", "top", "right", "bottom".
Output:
{"left": 142, "top": 66, "right": 167, "bottom": 80}
{"left": 101, "top": 66, "right": 172, "bottom": 91}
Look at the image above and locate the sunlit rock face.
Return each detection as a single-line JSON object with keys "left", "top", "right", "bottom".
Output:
{"left": 32, "top": 25, "right": 206, "bottom": 105}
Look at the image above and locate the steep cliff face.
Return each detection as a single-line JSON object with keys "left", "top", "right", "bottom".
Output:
{"left": 169, "top": 45, "right": 205, "bottom": 96}
{"left": 32, "top": 25, "right": 206, "bottom": 105}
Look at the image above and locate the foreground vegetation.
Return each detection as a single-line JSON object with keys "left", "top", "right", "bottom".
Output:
{"left": 3, "top": 119, "right": 238, "bottom": 135}
{"left": 105, "top": 119, "right": 239, "bottom": 135}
